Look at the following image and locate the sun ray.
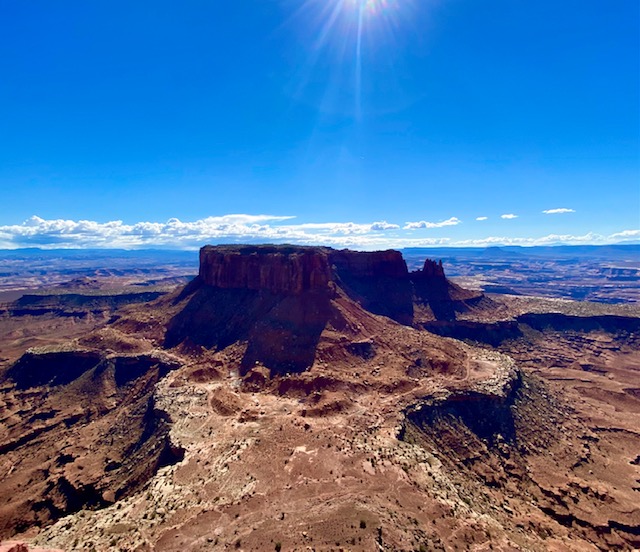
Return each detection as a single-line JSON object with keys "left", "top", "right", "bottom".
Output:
{"left": 355, "top": 3, "right": 365, "bottom": 119}
{"left": 312, "top": 0, "right": 347, "bottom": 51}
{"left": 283, "top": 0, "right": 418, "bottom": 118}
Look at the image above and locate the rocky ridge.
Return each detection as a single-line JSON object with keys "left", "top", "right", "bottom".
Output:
{"left": 167, "top": 246, "right": 490, "bottom": 374}
{"left": 0, "top": 345, "right": 184, "bottom": 539}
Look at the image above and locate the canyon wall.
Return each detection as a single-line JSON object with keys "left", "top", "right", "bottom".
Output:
{"left": 199, "top": 245, "right": 414, "bottom": 295}
{"left": 199, "top": 245, "right": 333, "bottom": 294}
{"left": 197, "top": 245, "right": 463, "bottom": 327}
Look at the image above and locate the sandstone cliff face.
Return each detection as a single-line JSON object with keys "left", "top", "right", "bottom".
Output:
{"left": 166, "top": 245, "right": 416, "bottom": 374}
{"left": 167, "top": 245, "right": 485, "bottom": 373}
{"left": 411, "top": 258, "right": 486, "bottom": 322}
{"left": 198, "top": 245, "right": 414, "bottom": 322}
{"left": 198, "top": 246, "right": 412, "bottom": 298}
{"left": 329, "top": 249, "right": 408, "bottom": 280}
{"left": 330, "top": 249, "right": 413, "bottom": 324}
{"left": 199, "top": 245, "right": 332, "bottom": 294}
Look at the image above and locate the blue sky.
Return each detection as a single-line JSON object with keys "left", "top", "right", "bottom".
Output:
{"left": 0, "top": 0, "right": 638, "bottom": 249}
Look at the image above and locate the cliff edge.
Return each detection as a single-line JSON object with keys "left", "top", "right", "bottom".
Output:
{"left": 165, "top": 244, "right": 483, "bottom": 374}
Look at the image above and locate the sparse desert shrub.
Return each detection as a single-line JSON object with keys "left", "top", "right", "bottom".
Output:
{"left": 360, "top": 519, "right": 367, "bottom": 529}
{"left": 274, "top": 542, "right": 282, "bottom": 552}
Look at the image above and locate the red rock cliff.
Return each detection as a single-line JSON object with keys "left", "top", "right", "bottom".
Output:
{"left": 198, "top": 246, "right": 411, "bottom": 295}
{"left": 199, "top": 245, "right": 333, "bottom": 295}
{"left": 170, "top": 246, "right": 483, "bottom": 372}
{"left": 329, "top": 249, "right": 413, "bottom": 324}
{"left": 329, "top": 249, "right": 408, "bottom": 279}
{"left": 196, "top": 245, "right": 414, "bottom": 324}
{"left": 411, "top": 258, "right": 485, "bottom": 321}
{"left": 416, "top": 259, "right": 445, "bottom": 279}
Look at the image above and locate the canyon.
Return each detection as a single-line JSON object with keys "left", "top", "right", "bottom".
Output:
{"left": 0, "top": 245, "right": 638, "bottom": 551}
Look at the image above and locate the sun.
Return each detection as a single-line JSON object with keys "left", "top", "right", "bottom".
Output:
{"left": 348, "top": 0, "right": 399, "bottom": 17}
{"left": 290, "top": 0, "right": 410, "bottom": 53}
{"left": 284, "top": 0, "right": 417, "bottom": 118}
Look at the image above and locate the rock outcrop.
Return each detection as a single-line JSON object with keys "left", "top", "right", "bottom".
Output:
{"left": 198, "top": 245, "right": 461, "bottom": 322}
{"left": 199, "top": 245, "right": 333, "bottom": 294}
{"left": 167, "top": 246, "right": 419, "bottom": 373}
{"left": 331, "top": 249, "right": 413, "bottom": 324}
{"left": 7, "top": 349, "right": 103, "bottom": 390}
{"left": 0, "top": 349, "right": 184, "bottom": 538}
{"left": 166, "top": 246, "right": 339, "bottom": 373}
{"left": 0, "top": 543, "right": 64, "bottom": 552}
{"left": 411, "top": 258, "right": 488, "bottom": 322}
{"left": 166, "top": 245, "right": 487, "bottom": 373}
{"left": 198, "top": 245, "right": 413, "bottom": 320}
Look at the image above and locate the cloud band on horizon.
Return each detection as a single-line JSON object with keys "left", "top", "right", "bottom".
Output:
{"left": 0, "top": 215, "right": 637, "bottom": 250}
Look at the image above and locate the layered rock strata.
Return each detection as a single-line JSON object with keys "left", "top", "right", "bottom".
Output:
{"left": 199, "top": 245, "right": 333, "bottom": 294}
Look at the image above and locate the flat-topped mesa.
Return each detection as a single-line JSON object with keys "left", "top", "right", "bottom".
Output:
{"left": 198, "top": 245, "right": 411, "bottom": 299}
{"left": 171, "top": 245, "right": 411, "bottom": 353}
{"left": 172, "top": 245, "right": 413, "bottom": 373}
{"left": 169, "top": 246, "right": 482, "bottom": 372}
{"left": 199, "top": 245, "right": 333, "bottom": 295}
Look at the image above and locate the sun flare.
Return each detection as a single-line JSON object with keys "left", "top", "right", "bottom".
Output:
{"left": 287, "top": 0, "right": 415, "bottom": 117}
{"left": 347, "top": 0, "right": 399, "bottom": 17}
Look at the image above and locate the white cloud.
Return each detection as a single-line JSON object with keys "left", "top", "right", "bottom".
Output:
{"left": 476, "top": 216, "right": 488, "bottom": 221}
{"left": 543, "top": 208, "right": 575, "bottom": 215}
{"left": 609, "top": 229, "right": 640, "bottom": 240}
{"left": 454, "top": 232, "right": 602, "bottom": 247}
{"left": 403, "top": 217, "right": 461, "bottom": 230}
{"left": 0, "top": 215, "right": 402, "bottom": 251}
{"left": 452, "top": 230, "right": 639, "bottom": 247}
{"left": 288, "top": 221, "right": 399, "bottom": 234}
{"left": 0, "top": 216, "right": 637, "bottom": 251}
{"left": 370, "top": 221, "right": 400, "bottom": 231}
{"left": 501, "top": 214, "right": 518, "bottom": 220}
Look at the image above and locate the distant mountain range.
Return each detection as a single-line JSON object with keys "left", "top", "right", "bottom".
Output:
{"left": 401, "top": 243, "right": 640, "bottom": 260}
{"left": 1, "top": 244, "right": 638, "bottom": 304}
{"left": 1, "top": 243, "right": 638, "bottom": 260}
